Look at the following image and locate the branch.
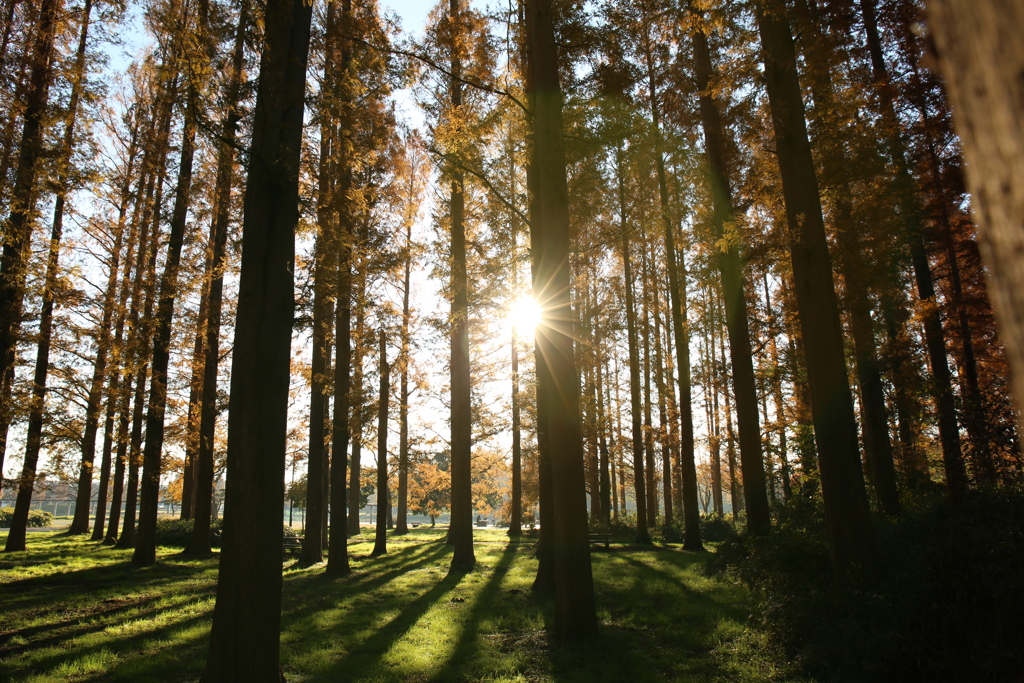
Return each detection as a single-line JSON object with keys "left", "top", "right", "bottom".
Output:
{"left": 349, "top": 35, "right": 530, "bottom": 117}
{"left": 428, "top": 145, "right": 530, "bottom": 228}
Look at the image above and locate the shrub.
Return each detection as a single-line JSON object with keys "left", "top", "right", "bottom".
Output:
{"left": 153, "top": 518, "right": 225, "bottom": 548}
{"left": 707, "top": 489, "right": 1024, "bottom": 682}
{"left": 624, "top": 512, "right": 736, "bottom": 544}
{"left": 0, "top": 507, "right": 53, "bottom": 528}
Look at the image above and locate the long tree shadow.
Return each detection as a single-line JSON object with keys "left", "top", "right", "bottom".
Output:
{"left": 608, "top": 551, "right": 747, "bottom": 619}
{"left": 279, "top": 541, "right": 456, "bottom": 678}
{"left": 314, "top": 568, "right": 464, "bottom": 680}
{"left": 430, "top": 542, "right": 518, "bottom": 681}
{"left": 282, "top": 542, "right": 449, "bottom": 629}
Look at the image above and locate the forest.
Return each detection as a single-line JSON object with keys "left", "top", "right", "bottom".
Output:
{"left": 1, "top": 0, "right": 1023, "bottom": 680}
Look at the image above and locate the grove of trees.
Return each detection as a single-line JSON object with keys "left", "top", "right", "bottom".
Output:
{"left": 0, "top": 0, "right": 1021, "bottom": 677}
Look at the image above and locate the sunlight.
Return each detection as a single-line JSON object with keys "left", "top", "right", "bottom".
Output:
{"left": 508, "top": 295, "right": 542, "bottom": 334}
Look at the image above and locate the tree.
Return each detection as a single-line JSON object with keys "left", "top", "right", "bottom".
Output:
{"left": 525, "top": 0, "right": 597, "bottom": 640}
{"left": 201, "top": 0, "right": 313, "bottom": 677}
{"left": 370, "top": 327, "right": 390, "bottom": 557}
{"left": 0, "top": 0, "right": 61, "bottom": 523}
{"left": 754, "top": 0, "right": 874, "bottom": 581}
{"left": 923, "top": 1, "right": 1024, "bottom": 449}
{"left": 689, "top": 6, "right": 771, "bottom": 535}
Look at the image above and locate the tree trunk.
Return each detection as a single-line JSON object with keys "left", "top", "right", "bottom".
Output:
{"left": 860, "top": 0, "right": 966, "bottom": 496}
{"left": 134, "top": 67, "right": 200, "bottom": 564}
{"left": 921, "top": 0, "right": 1024, "bottom": 455}
{"left": 186, "top": 2, "right": 247, "bottom": 559}
{"left": 371, "top": 329, "right": 390, "bottom": 557}
{"left": 446, "top": 0, "right": 476, "bottom": 574}
{"left": 347, "top": 276, "right": 365, "bottom": 537}
{"left": 692, "top": 23, "right": 770, "bottom": 535}
{"left": 620, "top": 211, "right": 648, "bottom": 542}
{"left": 0, "top": 0, "right": 59, "bottom": 493}
{"left": 201, "top": 0, "right": 312, "bottom": 677}
{"left": 755, "top": 0, "right": 874, "bottom": 581}
{"left": 526, "top": 0, "right": 597, "bottom": 639}
{"left": 396, "top": 223, "right": 412, "bottom": 535}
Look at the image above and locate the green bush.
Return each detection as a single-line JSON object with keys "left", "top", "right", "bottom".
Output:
{"left": 153, "top": 518, "right": 225, "bottom": 547}
{"left": 152, "top": 518, "right": 300, "bottom": 547}
{"left": 707, "top": 490, "right": 1024, "bottom": 682}
{"left": 0, "top": 507, "right": 54, "bottom": 528}
{"left": 610, "top": 512, "right": 736, "bottom": 544}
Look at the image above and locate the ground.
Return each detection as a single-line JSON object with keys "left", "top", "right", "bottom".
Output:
{"left": 0, "top": 527, "right": 804, "bottom": 682}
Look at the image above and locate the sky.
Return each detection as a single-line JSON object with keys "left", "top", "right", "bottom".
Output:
{"left": 381, "top": 0, "right": 433, "bottom": 37}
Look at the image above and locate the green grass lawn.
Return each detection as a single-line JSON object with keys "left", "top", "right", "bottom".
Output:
{"left": 0, "top": 527, "right": 802, "bottom": 682}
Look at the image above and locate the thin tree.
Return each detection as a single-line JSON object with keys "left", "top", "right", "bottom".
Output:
{"left": 186, "top": 0, "right": 248, "bottom": 558}
{"left": 690, "top": 13, "right": 771, "bottom": 533}
{"left": 446, "top": 0, "right": 476, "bottom": 573}
{"left": 0, "top": 0, "right": 60, "bottom": 495}
{"left": 371, "top": 328, "right": 390, "bottom": 557}
{"left": 754, "top": 0, "right": 874, "bottom": 581}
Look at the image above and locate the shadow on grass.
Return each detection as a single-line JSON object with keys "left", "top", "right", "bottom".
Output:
{"left": 316, "top": 568, "right": 463, "bottom": 680}
{"left": 611, "top": 551, "right": 746, "bottom": 620}
{"left": 430, "top": 542, "right": 518, "bottom": 680}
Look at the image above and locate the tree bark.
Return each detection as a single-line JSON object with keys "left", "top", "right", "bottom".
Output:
{"left": 371, "top": 329, "right": 390, "bottom": 557}
{"left": 859, "top": 0, "right": 966, "bottom": 496}
{"left": 186, "top": 2, "right": 247, "bottom": 558}
{"left": 755, "top": 0, "right": 874, "bottom": 581}
{"left": 325, "top": 0, "right": 355, "bottom": 575}
{"left": 923, "top": 0, "right": 1024, "bottom": 455}
{"left": 692, "top": 23, "right": 770, "bottom": 535}
{"left": 526, "top": 0, "right": 597, "bottom": 639}
{"left": 134, "top": 45, "right": 201, "bottom": 564}
{"left": 617, "top": 151, "right": 649, "bottom": 544}
{"left": 0, "top": 0, "right": 59, "bottom": 496}
{"left": 201, "top": 0, "right": 312, "bottom": 677}
{"left": 445, "top": 0, "right": 476, "bottom": 574}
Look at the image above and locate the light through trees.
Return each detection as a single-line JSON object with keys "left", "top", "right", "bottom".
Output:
{"left": 509, "top": 295, "right": 542, "bottom": 336}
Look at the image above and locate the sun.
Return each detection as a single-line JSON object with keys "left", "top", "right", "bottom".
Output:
{"left": 508, "top": 295, "right": 542, "bottom": 334}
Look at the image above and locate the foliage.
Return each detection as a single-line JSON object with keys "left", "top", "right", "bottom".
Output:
{"left": 0, "top": 507, "right": 53, "bottom": 528}
{"left": 707, "top": 490, "right": 1024, "bottom": 681}
{"left": 152, "top": 518, "right": 225, "bottom": 548}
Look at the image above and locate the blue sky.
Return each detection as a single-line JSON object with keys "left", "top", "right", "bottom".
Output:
{"left": 381, "top": 0, "right": 433, "bottom": 37}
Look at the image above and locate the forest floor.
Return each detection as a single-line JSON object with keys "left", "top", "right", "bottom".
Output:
{"left": 0, "top": 527, "right": 805, "bottom": 682}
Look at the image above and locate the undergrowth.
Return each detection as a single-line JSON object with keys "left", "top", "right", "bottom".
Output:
{"left": 707, "top": 489, "right": 1024, "bottom": 682}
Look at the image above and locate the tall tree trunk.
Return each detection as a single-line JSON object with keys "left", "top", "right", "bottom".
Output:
{"left": 640, "top": 248, "right": 657, "bottom": 527}
{"left": 508, "top": 322, "right": 523, "bottom": 537}
{"left": 792, "top": 0, "right": 900, "bottom": 515}
{"left": 302, "top": 9, "right": 335, "bottom": 563}
{"left": 134, "top": 53, "right": 201, "bottom": 565}
{"left": 651, "top": 281, "right": 674, "bottom": 527}
{"left": 201, "top": 0, "right": 313, "bottom": 676}
{"left": 597, "top": 355, "right": 611, "bottom": 526}
{"left": 638, "top": 248, "right": 655, "bottom": 528}
{"left": 526, "top": 0, "right": 597, "bottom": 638}
{"left": 346, "top": 274, "right": 365, "bottom": 536}
{"left": 618, "top": 157, "right": 649, "bottom": 543}
{"left": 923, "top": 0, "right": 1024, "bottom": 457}
{"left": 186, "top": 2, "right": 247, "bottom": 558}
{"left": 326, "top": 0, "right": 354, "bottom": 575}
{"left": 0, "top": 0, "right": 59, "bottom": 493}
{"left": 371, "top": 329, "right": 390, "bottom": 557}
{"left": 692, "top": 23, "right": 770, "bottom": 535}
{"left": 859, "top": 0, "right": 966, "bottom": 495}
{"left": 4, "top": 11, "right": 90, "bottom": 544}
{"left": 755, "top": 0, "right": 874, "bottom": 581}
{"left": 446, "top": 0, "right": 476, "bottom": 573}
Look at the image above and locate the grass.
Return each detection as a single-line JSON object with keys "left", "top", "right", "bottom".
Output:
{"left": 0, "top": 527, "right": 804, "bottom": 682}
